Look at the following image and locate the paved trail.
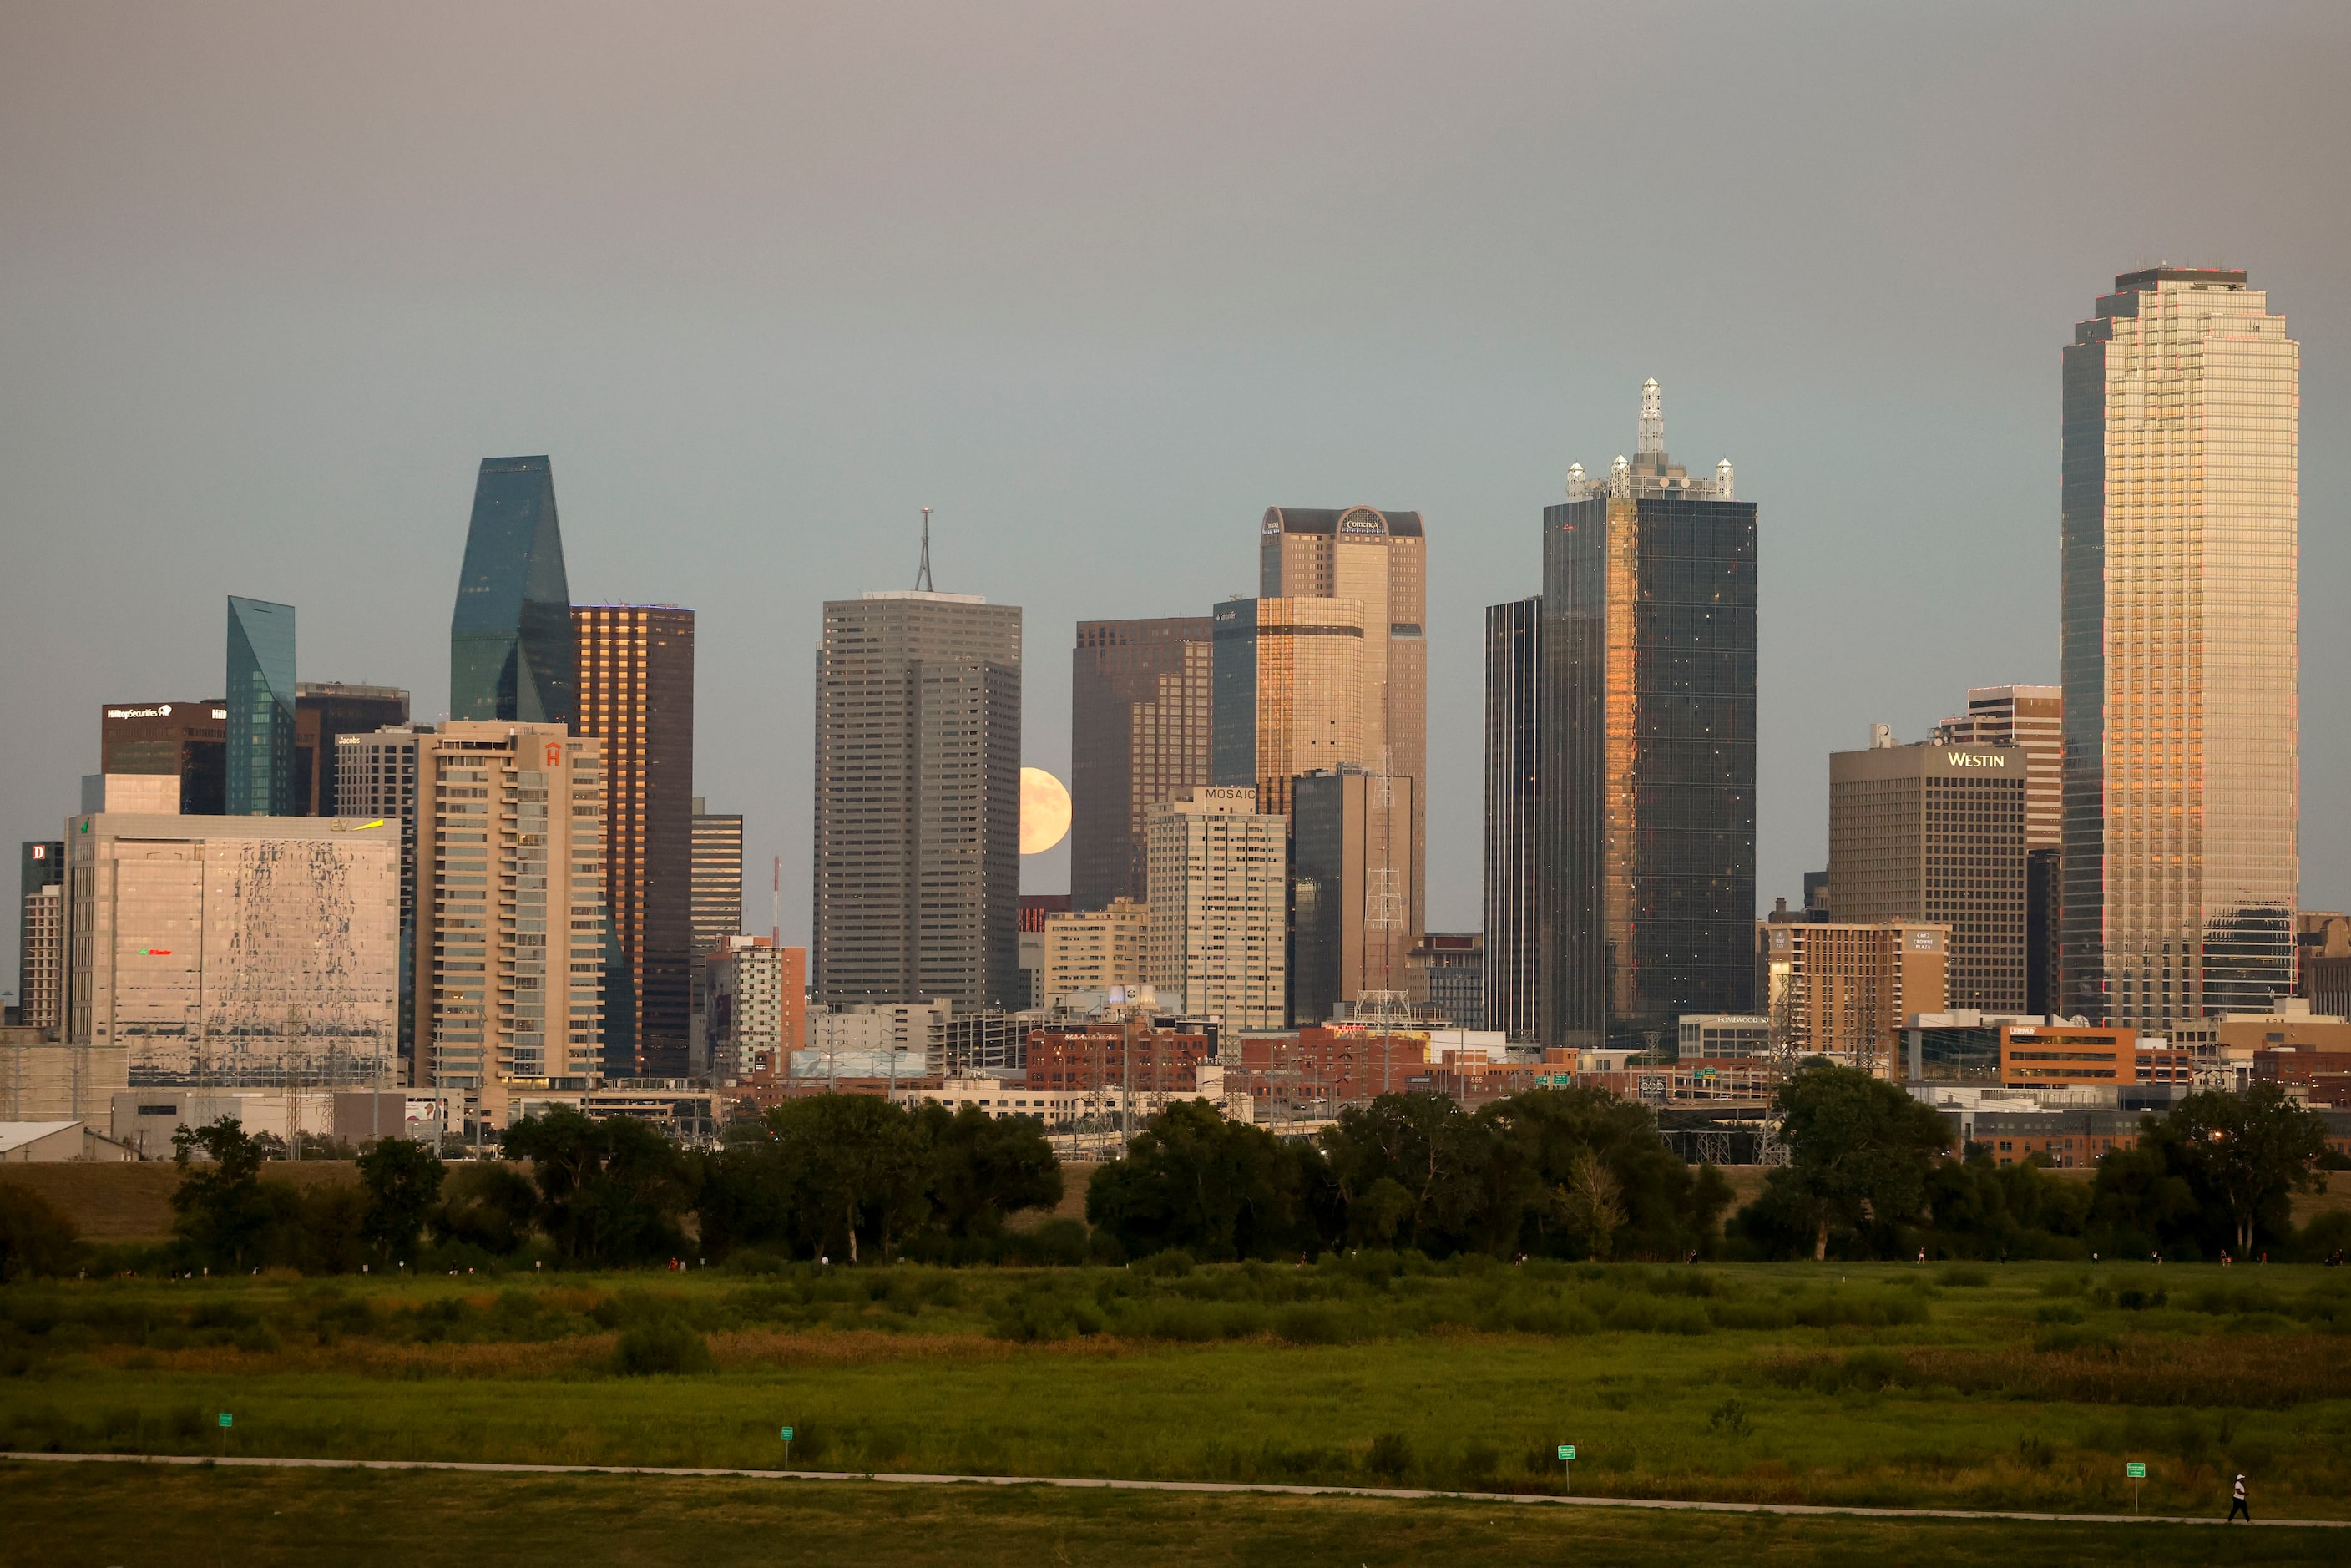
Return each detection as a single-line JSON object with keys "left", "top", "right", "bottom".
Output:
{"left": 4, "top": 1450, "right": 2340, "bottom": 1530}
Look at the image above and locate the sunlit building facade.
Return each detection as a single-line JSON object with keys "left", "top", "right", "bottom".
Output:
{"left": 2061, "top": 268, "right": 2298, "bottom": 1026}
{"left": 1145, "top": 787, "right": 1286, "bottom": 1030}
{"left": 225, "top": 596, "right": 298, "bottom": 817}
{"left": 1209, "top": 596, "right": 1365, "bottom": 821}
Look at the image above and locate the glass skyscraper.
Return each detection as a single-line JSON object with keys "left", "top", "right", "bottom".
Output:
{"left": 2060, "top": 268, "right": 2298, "bottom": 1027}
{"left": 1070, "top": 617, "right": 1212, "bottom": 911}
{"left": 1540, "top": 382, "right": 1756, "bottom": 1050}
{"left": 225, "top": 596, "right": 297, "bottom": 816}
{"left": 1482, "top": 596, "right": 1541, "bottom": 1042}
{"left": 451, "top": 456, "right": 576, "bottom": 726}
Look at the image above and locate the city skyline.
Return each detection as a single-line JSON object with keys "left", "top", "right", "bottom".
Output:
{"left": 4, "top": 5, "right": 2346, "bottom": 996}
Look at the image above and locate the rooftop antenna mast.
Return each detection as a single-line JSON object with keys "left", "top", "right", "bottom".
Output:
{"left": 915, "top": 506, "right": 933, "bottom": 592}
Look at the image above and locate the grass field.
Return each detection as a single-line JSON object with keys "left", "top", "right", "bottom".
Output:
{"left": 4, "top": 1257, "right": 2348, "bottom": 1525}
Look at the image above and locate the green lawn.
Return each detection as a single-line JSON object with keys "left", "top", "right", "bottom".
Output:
{"left": 4, "top": 1259, "right": 2348, "bottom": 1520}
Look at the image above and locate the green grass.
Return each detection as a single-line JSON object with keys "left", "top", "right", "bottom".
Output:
{"left": 2, "top": 1464, "right": 2340, "bottom": 1567}
{"left": 4, "top": 1260, "right": 2349, "bottom": 1519}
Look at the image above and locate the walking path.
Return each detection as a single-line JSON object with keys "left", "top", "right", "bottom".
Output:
{"left": 4, "top": 1450, "right": 2340, "bottom": 1529}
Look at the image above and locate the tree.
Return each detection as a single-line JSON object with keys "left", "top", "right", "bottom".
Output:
{"left": 918, "top": 1104, "right": 1064, "bottom": 1237}
{"left": 1320, "top": 1092, "right": 1499, "bottom": 1256}
{"left": 766, "top": 1095, "right": 930, "bottom": 1262}
{"left": 1561, "top": 1149, "right": 1627, "bottom": 1259}
{"left": 356, "top": 1137, "right": 447, "bottom": 1263}
{"left": 0, "top": 1185, "right": 81, "bottom": 1281}
{"left": 2139, "top": 1085, "right": 2327, "bottom": 1257}
{"left": 170, "top": 1118, "right": 275, "bottom": 1268}
{"left": 1086, "top": 1100, "right": 1321, "bottom": 1261}
{"left": 1768, "top": 1061, "right": 1949, "bottom": 1259}
{"left": 437, "top": 1161, "right": 540, "bottom": 1256}
{"left": 1484, "top": 1086, "right": 1730, "bottom": 1261}
{"left": 503, "top": 1107, "right": 690, "bottom": 1264}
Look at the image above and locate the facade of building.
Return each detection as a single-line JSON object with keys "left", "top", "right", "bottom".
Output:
{"left": 1070, "top": 618, "right": 1212, "bottom": 911}
{"left": 336, "top": 725, "right": 432, "bottom": 1077}
{"left": 706, "top": 938, "right": 804, "bottom": 1077}
{"left": 1829, "top": 735, "right": 2029, "bottom": 1014}
{"left": 1261, "top": 507, "right": 1427, "bottom": 940}
{"left": 1482, "top": 596, "right": 1541, "bottom": 1042}
{"left": 1209, "top": 596, "right": 1366, "bottom": 822}
{"left": 1145, "top": 787, "right": 1287, "bottom": 1030}
{"left": 2062, "top": 267, "right": 2298, "bottom": 1027}
{"left": 18, "top": 842, "right": 63, "bottom": 1037}
{"left": 1290, "top": 767, "right": 1419, "bottom": 1026}
{"left": 690, "top": 799, "right": 745, "bottom": 1023}
{"left": 1934, "top": 687, "right": 2062, "bottom": 849}
{"left": 67, "top": 813, "right": 400, "bottom": 1087}
{"left": 451, "top": 455, "right": 576, "bottom": 726}
{"left": 572, "top": 604, "right": 695, "bottom": 1077}
{"left": 1542, "top": 381, "right": 1757, "bottom": 1049}
{"left": 1415, "top": 932, "right": 1484, "bottom": 1031}
{"left": 1759, "top": 919, "right": 1950, "bottom": 1068}
{"left": 296, "top": 684, "right": 412, "bottom": 815}
{"left": 407, "top": 722, "right": 608, "bottom": 1124}
{"left": 101, "top": 687, "right": 407, "bottom": 819}
{"left": 1676, "top": 1015, "right": 1772, "bottom": 1060}
{"left": 1043, "top": 898, "right": 1148, "bottom": 1005}
{"left": 2301, "top": 912, "right": 2351, "bottom": 1019}
{"left": 2000, "top": 1023, "right": 2136, "bottom": 1089}
{"left": 812, "top": 590, "right": 1022, "bottom": 1010}
{"left": 225, "top": 596, "right": 299, "bottom": 817}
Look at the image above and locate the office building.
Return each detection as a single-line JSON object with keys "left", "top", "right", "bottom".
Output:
{"left": 1830, "top": 732, "right": 2028, "bottom": 1014}
{"left": 451, "top": 456, "right": 576, "bottom": 726}
{"left": 408, "top": 722, "right": 607, "bottom": 1125}
{"left": 2062, "top": 268, "right": 2298, "bottom": 1027}
{"left": 812, "top": 589, "right": 1021, "bottom": 1010}
{"left": 1261, "top": 506, "right": 1427, "bottom": 938}
{"left": 225, "top": 596, "right": 298, "bottom": 816}
{"left": 296, "top": 684, "right": 412, "bottom": 812}
{"left": 1758, "top": 918, "right": 1950, "bottom": 1068}
{"left": 690, "top": 797, "right": 745, "bottom": 1055}
{"left": 707, "top": 938, "right": 805, "bottom": 1077}
{"left": 1145, "top": 787, "right": 1287, "bottom": 1030}
{"left": 1936, "top": 685, "right": 2063, "bottom": 1015}
{"left": 67, "top": 813, "right": 400, "bottom": 1087}
{"left": 336, "top": 724, "right": 432, "bottom": 1077}
{"left": 1070, "top": 618, "right": 1213, "bottom": 910}
{"left": 18, "top": 842, "right": 64, "bottom": 1037}
{"left": 79, "top": 775, "right": 179, "bottom": 814}
{"left": 1414, "top": 932, "right": 1484, "bottom": 1031}
{"left": 1043, "top": 898, "right": 1149, "bottom": 1005}
{"left": 1482, "top": 596, "right": 1541, "bottom": 1041}
{"left": 1677, "top": 1014, "right": 1772, "bottom": 1060}
{"left": 2300, "top": 912, "right": 2351, "bottom": 1019}
{"left": 1016, "top": 894, "right": 1066, "bottom": 1010}
{"left": 1542, "top": 380, "right": 1757, "bottom": 1049}
{"left": 1209, "top": 596, "right": 1366, "bottom": 821}
{"left": 573, "top": 604, "right": 695, "bottom": 1077}
{"left": 102, "top": 686, "right": 407, "bottom": 817}
{"left": 1290, "top": 766, "right": 1419, "bottom": 1026}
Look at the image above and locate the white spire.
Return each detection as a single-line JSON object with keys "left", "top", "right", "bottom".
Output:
{"left": 1565, "top": 460, "right": 1589, "bottom": 500}
{"left": 1714, "top": 458, "right": 1734, "bottom": 499}
{"left": 1609, "top": 454, "right": 1631, "bottom": 498}
{"left": 1637, "top": 377, "right": 1664, "bottom": 457}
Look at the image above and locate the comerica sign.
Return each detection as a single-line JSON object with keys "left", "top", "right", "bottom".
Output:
{"left": 1945, "top": 751, "right": 2007, "bottom": 768}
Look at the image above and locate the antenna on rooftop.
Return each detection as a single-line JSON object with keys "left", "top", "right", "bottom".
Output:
{"left": 1637, "top": 377, "right": 1665, "bottom": 457}
{"left": 915, "top": 507, "right": 933, "bottom": 592}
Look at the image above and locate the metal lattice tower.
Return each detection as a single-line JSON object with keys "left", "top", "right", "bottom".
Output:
{"left": 1636, "top": 377, "right": 1664, "bottom": 456}
{"left": 914, "top": 506, "right": 933, "bottom": 591}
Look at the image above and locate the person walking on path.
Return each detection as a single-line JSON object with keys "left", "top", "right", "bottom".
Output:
{"left": 2228, "top": 1474, "right": 2252, "bottom": 1523}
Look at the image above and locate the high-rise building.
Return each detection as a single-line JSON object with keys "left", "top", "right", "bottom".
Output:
{"left": 1414, "top": 933, "right": 1484, "bottom": 1031}
{"left": 226, "top": 596, "right": 298, "bottom": 816}
{"left": 1016, "top": 894, "right": 1068, "bottom": 1009}
{"left": 1482, "top": 596, "right": 1541, "bottom": 1041}
{"left": 2063, "top": 267, "right": 2298, "bottom": 1027}
{"left": 452, "top": 456, "right": 576, "bottom": 726}
{"left": 1145, "top": 787, "right": 1287, "bottom": 1030}
{"left": 67, "top": 812, "right": 400, "bottom": 1086}
{"left": 707, "top": 938, "right": 805, "bottom": 1077}
{"left": 1070, "top": 618, "right": 1212, "bottom": 910}
{"left": 812, "top": 590, "right": 1021, "bottom": 1010}
{"left": 573, "top": 604, "right": 695, "bottom": 1077}
{"left": 408, "top": 722, "right": 608, "bottom": 1122}
{"left": 1541, "top": 380, "right": 1756, "bottom": 1049}
{"left": 18, "top": 842, "right": 64, "bottom": 1037}
{"left": 1934, "top": 687, "right": 2061, "bottom": 850}
{"left": 1829, "top": 733, "right": 2027, "bottom": 1014}
{"left": 1209, "top": 596, "right": 1366, "bottom": 821}
{"left": 1261, "top": 507, "right": 1427, "bottom": 938}
{"left": 690, "top": 797, "right": 745, "bottom": 1032}
{"left": 102, "top": 686, "right": 408, "bottom": 817}
{"left": 1290, "top": 766, "right": 1419, "bottom": 1027}
{"left": 1757, "top": 917, "right": 1949, "bottom": 1068}
{"left": 1043, "top": 898, "right": 1149, "bottom": 1004}
{"left": 296, "top": 684, "right": 412, "bottom": 813}
{"left": 336, "top": 724, "right": 432, "bottom": 1079}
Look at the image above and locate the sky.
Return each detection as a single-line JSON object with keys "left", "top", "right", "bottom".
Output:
{"left": 3, "top": 0, "right": 2347, "bottom": 990}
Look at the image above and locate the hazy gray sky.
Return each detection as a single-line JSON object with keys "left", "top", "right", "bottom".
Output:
{"left": 4, "top": 1, "right": 2346, "bottom": 984}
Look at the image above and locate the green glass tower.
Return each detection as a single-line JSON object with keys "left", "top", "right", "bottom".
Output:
{"left": 226, "top": 596, "right": 298, "bottom": 816}
{"left": 451, "top": 456, "right": 575, "bottom": 725}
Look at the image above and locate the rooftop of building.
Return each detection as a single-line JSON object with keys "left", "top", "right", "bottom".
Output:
{"left": 2113, "top": 266, "right": 2247, "bottom": 291}
{"left": 1261, "top": 506, "right": 1424, "bottom": 539}
{"left": 1563, "top": 379, "right": 1735, "bottom": 503}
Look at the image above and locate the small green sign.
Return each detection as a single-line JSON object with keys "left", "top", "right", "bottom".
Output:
{"left": 781, "top": 1427, "right": 795, "bottom": 1442}
{"left": 1557, "top": 1444, "right": 1574, "bottom": 1461}
{"left": 2127, "top": 1462, "right": 2146, "bottom": 1479}
{"left": 219, "top": 1413, "right": 233, "bottom": 1429}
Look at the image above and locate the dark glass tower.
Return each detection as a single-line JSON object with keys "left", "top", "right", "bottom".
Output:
{"left": 1482, "top": 597, "right": 1541, "bottom": 1042}
{"left": 1070, "top": 617, "right": 1211, "bottom": 910}
{"left": 226, "top": 596, "right": 298, "bottom": 816}
{"left": 1540, "top": 382, "right": 1756, "bottom": 1050}
{"left": 452, "top": 457, "right": 575, "bottom": 726}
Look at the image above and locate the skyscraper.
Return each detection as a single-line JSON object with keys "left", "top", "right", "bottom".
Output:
{"left": 1145, "top": 787, "right": 1287, "bottom": 1030}
{"left": 297, "top": 684, "right": 412, "bottom": 813}
{"left": 1290, "top": 766, "right": 1419, "bottom": 1027}
{"left": 1070, "top": 617, "right": 1212, "bottom": 910}
{"left": 2061, "top": 268, "right": 2298, "bottom": 1026}
{"left": 573, "top": 604, "right": 695, "bottom": 1077}
{"left": 1482, "top": 596, "right": 1541, "bottom": 1042}
{"left": 1261, "top": 507, "right": 1427, "bottom": 938}
{"left": 225, "top": 596, "right": 297, "bottom": 816}
{"left": 1209, "top": 596, "right": 1366, "bottom": 821}
{"left": 690, "top": 797, "right": 745, "bottom": 1038}
{"left": 451, "top": 456, "right": 575, "bottom": 726}
{"left": 812, "top": 589, "right": 1021, "bottom": 1010}
{"left": 18, "top": 841, "right": 63, "bottom": 1037}
{"left": 337, "top": 724, "right": 432, "bottom": 1080}
{"left": 103, "top": 687, "right": 407, "bottom": 817}
{"left": 1541, "top": 380, "right": 1756, "bottom": 1050}
{"left": 1934, "top": 686, "right": 2061, "bottom": 1014}
{"left": 1828, "top": 732, "right": 2027, "bottom": 1014}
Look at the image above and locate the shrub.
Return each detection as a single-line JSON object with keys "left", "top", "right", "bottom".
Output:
{"left": 612, "top": 1320, "right": 714, "bottom": 1375}
{"left": 0, "top": 1186, "right": 81, "bottom": 1281}
{"left": 1935, "top": 1265, "right": 1990, "bottom": 1287}
{"left": 1364, "top": 1431, "right": 1413, "bottom": 1483}
{"left": 1706, "top": 1397, "right": 1754, "bottom": 1439}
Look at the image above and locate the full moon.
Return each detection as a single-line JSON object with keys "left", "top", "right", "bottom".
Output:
{"left": 1019, "top": 766, "right": 1072, "bottom": 855}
